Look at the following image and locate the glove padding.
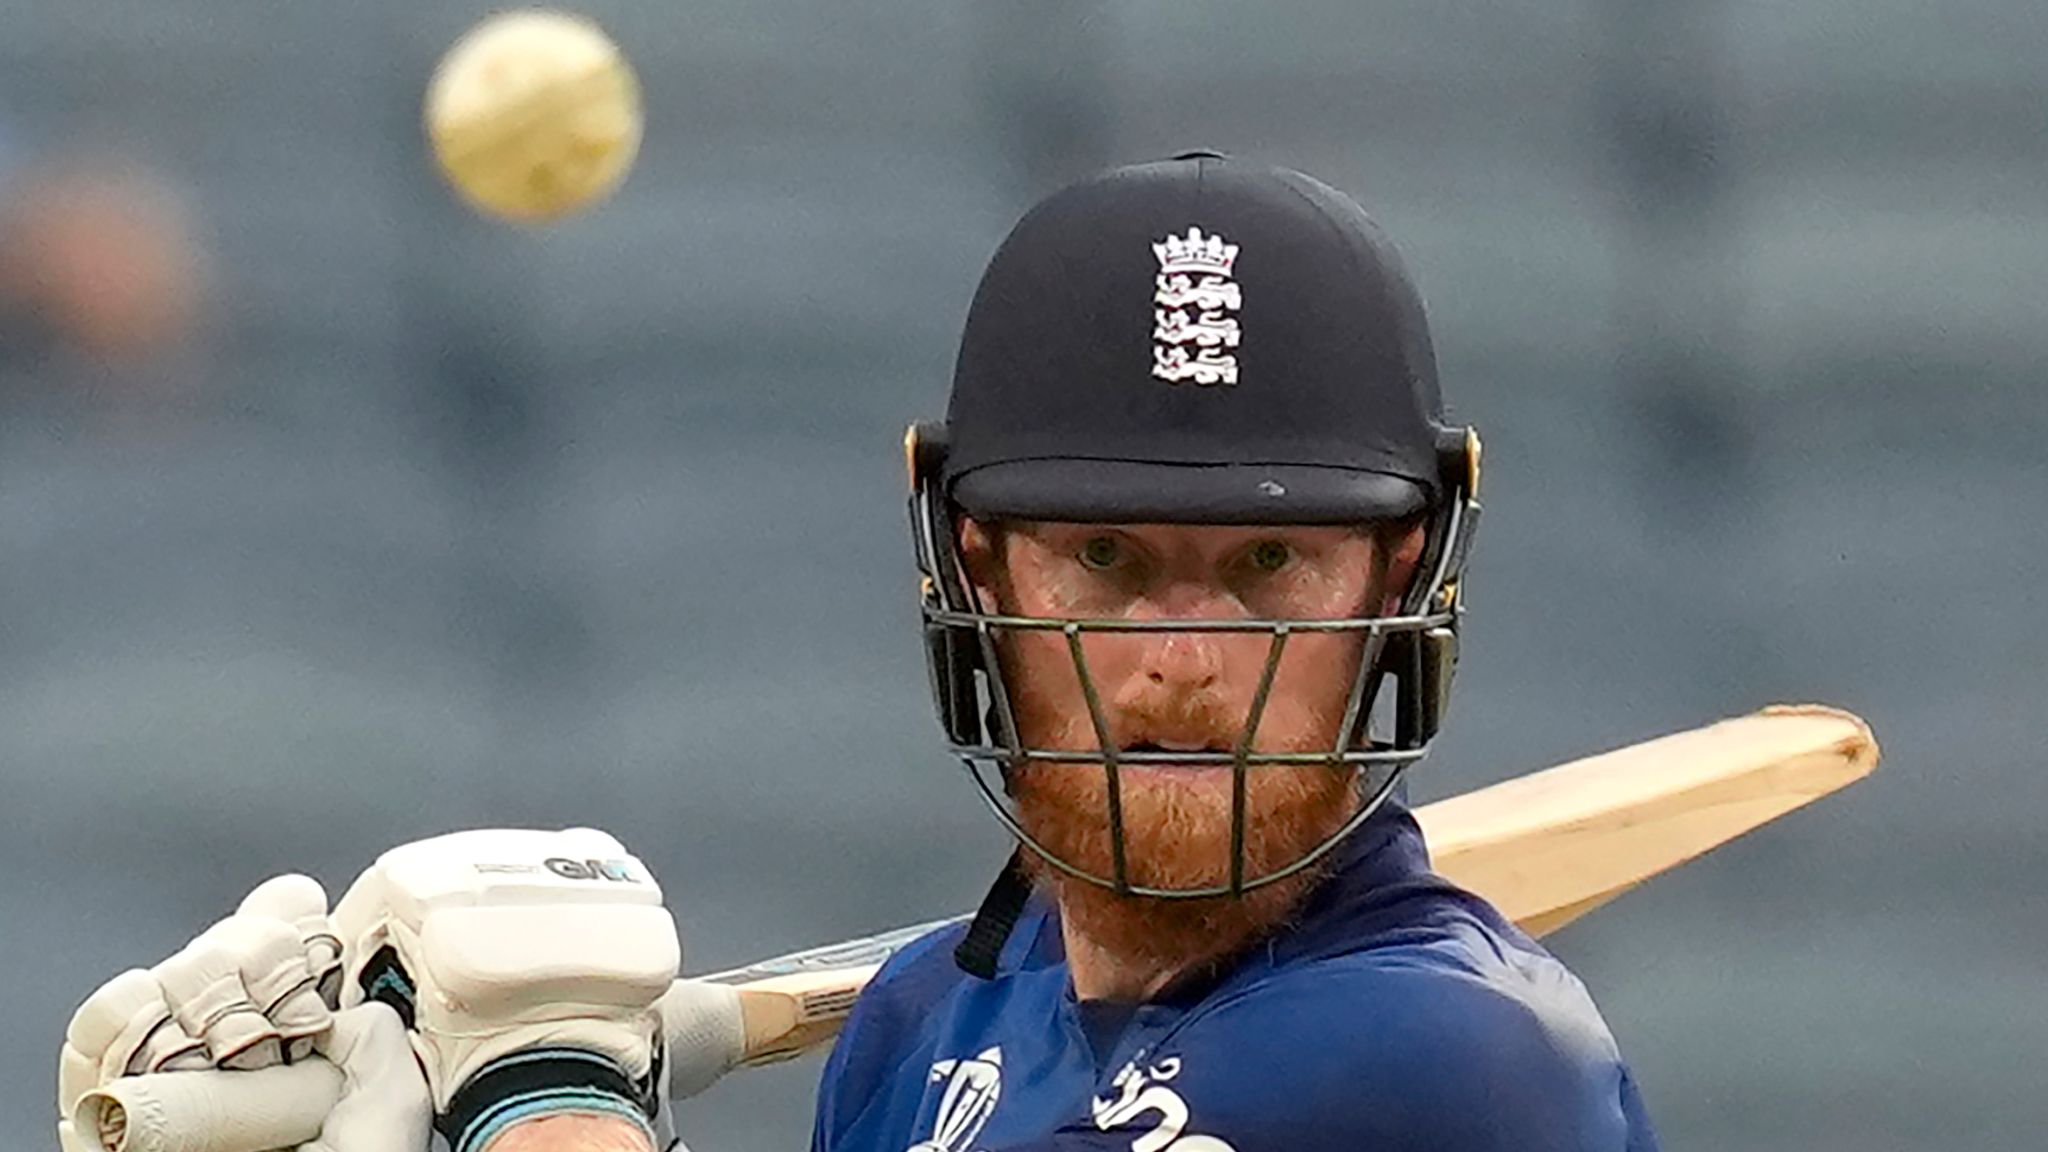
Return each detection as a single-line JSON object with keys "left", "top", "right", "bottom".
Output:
{"left": 331, "top": 828, "right": 681, "bottom": 1151}
{"left": 57, "top": 875, "right": 431, "bottom": 1152}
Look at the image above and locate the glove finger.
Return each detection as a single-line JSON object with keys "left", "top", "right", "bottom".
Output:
{"left": 239, "top": 874, "right": 345, "bottom": 1009}
{"left": 307, "top": 1003, "right": 432, "bottom": 1152}
{"left": 250, "top": 972, "right": 331, "bottom": 1056}
{"left": 65, "top": 968, "right": 208, "bottom": 1088}
{"left": 236, "top": 930, "right": 331, "bottom": 1046}
{"left": 66, "top": 969, "right": 164, "bottom": 1070}
{"left": 57, "top": 1045, "right": 98, "bottom": 1119}
{"left": 235, "top": 873, "right": 329, "bottom": 922}
{"left": 155, "top": 919, "right": 290, "bottom": 1070}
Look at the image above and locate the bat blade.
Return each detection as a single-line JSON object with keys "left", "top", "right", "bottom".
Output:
{"left": 1416, "top": 703, "right": 1878, "bottom": 931}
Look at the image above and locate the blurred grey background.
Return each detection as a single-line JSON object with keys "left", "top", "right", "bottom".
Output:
{"left": 2, "top": 1, "right": 2042, "bottom": 1149}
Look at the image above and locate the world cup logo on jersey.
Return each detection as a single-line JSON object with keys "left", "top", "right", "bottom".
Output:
{"left": 1151, "top": 226, "right": 1242, "bottom": 386}
{"left": 1093, "top": 1056, "right": 1238, "bottom": 1152}
{"left": 907, "top": 1047, "right": 1003, "bottom": 1152}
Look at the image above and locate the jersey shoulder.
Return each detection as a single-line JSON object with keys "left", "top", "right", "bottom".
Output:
{"left": 1155, "top": 927, "right": 1648, "bottom": 1151}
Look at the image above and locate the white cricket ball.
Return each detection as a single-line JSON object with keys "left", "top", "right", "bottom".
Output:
{"left": 423, "top": 9, "right": 644, "bottom": 223}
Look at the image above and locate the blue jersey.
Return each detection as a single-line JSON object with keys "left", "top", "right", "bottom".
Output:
{"left": 811, "top": 803, "right": 1659, "bottom": 1152}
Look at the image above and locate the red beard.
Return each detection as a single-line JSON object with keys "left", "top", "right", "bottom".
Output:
{"left": 1010, "top": 758, "right": 1358, "bottom": 989}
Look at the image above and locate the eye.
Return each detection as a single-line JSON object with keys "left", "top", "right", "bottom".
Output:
{"left": 1079, "top": 536, "right": 1122, "bottom": 571}
{"left": 1249, "top": 539, "right": 1292, "bottom": 573}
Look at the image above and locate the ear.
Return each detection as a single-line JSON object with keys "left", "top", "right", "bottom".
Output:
{"left": 955, "top": 516, "right": 1004, "bottom": 610}
{"left": 1379, "top": 523, "right": 1430, "bottom": 613}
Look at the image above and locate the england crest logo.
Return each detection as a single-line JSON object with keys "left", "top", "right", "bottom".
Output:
{"left": 1151, "top": 226, "right": 1242, "bottom": 386}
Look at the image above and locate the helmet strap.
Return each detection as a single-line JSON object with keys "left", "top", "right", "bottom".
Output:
{"left": 954, "top": 850, "right": 1033, "bottom": 979}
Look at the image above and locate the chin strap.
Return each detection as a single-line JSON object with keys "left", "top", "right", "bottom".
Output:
{"left": 954, "top": 851, "right": 1033, "bottom": 980}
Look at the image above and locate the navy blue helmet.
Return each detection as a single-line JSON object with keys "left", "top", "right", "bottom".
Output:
{"left": 908, "top": 152, "right": 1481, "bottom": 902}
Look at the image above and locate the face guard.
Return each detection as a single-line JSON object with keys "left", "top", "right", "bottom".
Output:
{"left": 908, "top": 422, "right": 1483, "bottom": 899}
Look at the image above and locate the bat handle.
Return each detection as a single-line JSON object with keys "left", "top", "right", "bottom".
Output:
{"left": 76, "top": 1062, "right": 342, "bottom": 1152}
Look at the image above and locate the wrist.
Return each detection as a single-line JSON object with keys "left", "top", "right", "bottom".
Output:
{"left": 485, "top": 1114, "right": 658, "bottom": 1152}
{"left": 441, "top": 1049, "right": 662, "bottom": 1152}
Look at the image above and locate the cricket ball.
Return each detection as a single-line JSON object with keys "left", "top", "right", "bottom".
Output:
{"left": 423, "top": 9, "right": 643, "bottom": 223}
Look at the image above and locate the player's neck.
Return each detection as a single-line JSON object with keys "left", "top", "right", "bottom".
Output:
{"left": 1059, "top": 911, "right": 1188, "bottom": 1001}
{"left": 1053, "top": 883, "right": 1304, "bottom": 1002}
{"left": 1036, "top": 834, "right": 1330, "bottom": 1001}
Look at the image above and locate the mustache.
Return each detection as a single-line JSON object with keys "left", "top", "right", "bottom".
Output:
{"left": 1117, "top": 695, "right": 1239, "bottom": 752}
{"left": 1001, "top": 656, "right": 1356, "bottom": 757}
{"left": 1015, "top": 698, "right": 1351, "bottom": 758}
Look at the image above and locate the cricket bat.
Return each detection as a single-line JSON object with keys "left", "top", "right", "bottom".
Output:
{"left": 79, "top": 705, "right": 1876, "bottom": 1152}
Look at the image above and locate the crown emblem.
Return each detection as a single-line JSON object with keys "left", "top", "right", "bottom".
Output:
{"left": 1151, "top": 226, "right": 1239, "bottom": 276}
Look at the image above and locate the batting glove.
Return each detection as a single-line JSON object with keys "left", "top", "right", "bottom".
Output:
{"left": 330, "top": 828, "right": 690, "bottom": 1152}
{"left": 57, "top": 874, "right": 432, "bottom": 1152}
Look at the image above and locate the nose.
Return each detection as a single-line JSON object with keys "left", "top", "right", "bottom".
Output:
{"left": 1124, "top": 587, "right": 1234, "bottom": 692}
{"left": 1140, "top": 629, "right": 1223, "bottom": 690}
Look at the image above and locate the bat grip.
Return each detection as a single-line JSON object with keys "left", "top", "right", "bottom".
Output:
{"left": 76, "top": 1062, "right": 343, "bottom": 1152}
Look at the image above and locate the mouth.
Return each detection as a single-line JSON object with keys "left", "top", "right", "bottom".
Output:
{"left": 1119, "top": 741, "right": 1234, "bottom": 765}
